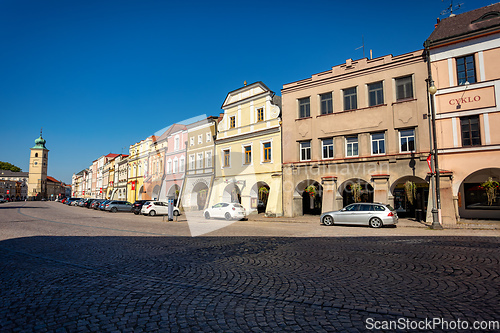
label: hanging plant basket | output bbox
[305,185,317,198]
[480,177,499,206]
[351,183,362,203]
[404,181,417,205]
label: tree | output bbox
[0,161,21,172]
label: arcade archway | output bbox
[191,181,209,210]
[339,179,373,207]
[391,176,428,219]
[295,179,323,215]
[459,168,500,219]
[223,183,241,204]
[250,181,270,214]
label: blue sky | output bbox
[0,0,495,183]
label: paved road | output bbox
[0,202,499,332]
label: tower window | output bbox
[35,153,38,157]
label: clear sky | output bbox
[0,0,496,184]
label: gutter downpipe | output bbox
[425,41,444,229]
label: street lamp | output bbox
[426,43,444,230]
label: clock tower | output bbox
[28,129,49,200]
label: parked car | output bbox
[104,200,133,213]
[0,198,6,203]
[91,199,104,209]
[132,200,149,215]
[204,202,246,220]
[320,203,398,228]
[65,198,81,205]
[83,199,96,208]
[99,200,112,211]
[141,201,180,216]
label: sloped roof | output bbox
[427,3,500,45]
[47,176,61,183]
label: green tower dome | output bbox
[32,130,47,149]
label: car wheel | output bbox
[173,210,180,216]
[134,211,139,215]
[369,217,383,228]
[204,212,210,220]
[225,212,232,221]
[322,215,334,226]
[149,210,156,216]
[111,207,117,213]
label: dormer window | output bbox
[471,11,500,23]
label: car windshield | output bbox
[344,204,358,211]
[385,205,395,211]
[233,204,243,208]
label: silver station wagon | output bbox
[321,203,398,228]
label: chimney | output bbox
[435,17,440,28]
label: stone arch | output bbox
[338,178,373,207]
[138,186,144,200]
[190,181,209,210]
[391,176,429,219]
[250,181,270,214]
[152,185,161,200]
[459,167,500,219]
[167,184,181,206]
[294,179,323,215]
[223,183,241,204]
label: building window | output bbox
[322,138,334,159]
[346,136,358,157]
[175,137,180,150]
[244,146,252,164]
[223,149,230,167]
[167,160,172,174]
[320,93,333,115]
[173,160,178,174]
[300,141,311,161]
[371,133,385,155]
[298,97,310,118]
[343,87,357,111]
[395,76,414,101]
[180,157,185,173]
[368,81,384,107]
[206,151,212,168]
[229,116,236,128]
[263,142,272,162]
[399,129,415,152]
[456,55,476,85]
[197,153,203,169]
[460,115,481,146]
[189,155,195,170]
[257,108,264,122]
[198,134,203,144]
[206,132,211,142]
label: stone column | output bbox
[439,171,457,225]
[371,174,390,205]
[321,176,337,213]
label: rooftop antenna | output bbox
[355,35,365,58]
[441,0,463,17]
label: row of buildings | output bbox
[72,4,500,223]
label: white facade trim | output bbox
[448,58,455,87]
[439,144,500,154]
[478,50,486,82]
[430,33,500,62]
[483,113,491,145]
[451,117,459,147]
[436,106,499,119]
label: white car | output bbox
[204,202,246,220]
[141,201,180,216]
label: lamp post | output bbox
[425,42,444,230]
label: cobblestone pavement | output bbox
[0,202,499,332]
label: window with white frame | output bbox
[368,81,384,107]
[322,138,334,159]
[343,87,357,111]
[175,137,180,150]
[179,157,185,172]
[167,160,172,174]
[223,149,230,167]
[300,141,311,161]
[346,136,358,157]
[371,133,385,155]
[206,132,211,142]
[257,108,264,122]
[190,137,194,146]
[244,145,252,164]
[262,142,272,163]
[197,153,203,169]
[320,92,333,115]
[198,134,203,144]
[206,151,212,168]
[189,155,195,170]
[173,159,178,173]
[399,129,415,152]
[298,97,310,118]
[395,76,414,101]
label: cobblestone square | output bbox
[0,202,499,332]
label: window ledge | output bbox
[392,98,416,105]
[296,117,312,121]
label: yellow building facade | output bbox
[210,82,283,216]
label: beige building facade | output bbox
[282,51,432,219]
[28,132,49,200]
